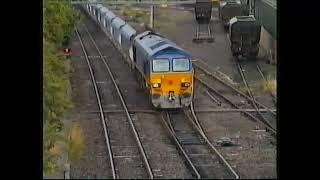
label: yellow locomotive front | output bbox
[132,31,194,109]
[148,57,194,109]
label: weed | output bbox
[68,123,85,161]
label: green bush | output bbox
[43,0,79,176]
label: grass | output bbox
[212,0,220,8]
[259,77,277,96]
[236,77,277,97]
[120,6,176,30]
[68,123,85,161]
[121,6,148,21]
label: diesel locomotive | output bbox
[84,2,194,109]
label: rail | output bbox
[159,112,201,178]
[194,75,277,134]
[235,59,276,133]
[75,28,116,178]
[82,23,154,178]
[187,103,239,178]
[192,60,277,116]
[163,108,239,178]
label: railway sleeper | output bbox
[181,141,206,146]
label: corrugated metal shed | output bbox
[254,0,277,39]
[262,0,276,8]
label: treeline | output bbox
[43,0,80,175]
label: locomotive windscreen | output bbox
[172,58,190,72]
[152,59,170,72]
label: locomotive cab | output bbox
[150,50,194,108]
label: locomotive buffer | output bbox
[193,0,214,43]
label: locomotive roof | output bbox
[134,31,190,58]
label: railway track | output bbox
[192,59,276,115]
[159,108,239,179]
[75,14,200,178]
[75,7,276,178]
[79,14,238,178]
[235,59,276,109]
[75,26,154,178]
[193,23,214,43]
[191,59,277,134]
[235,59,276,132]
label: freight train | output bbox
[217,1,260,59]
[219,0,249,27]
[194,0,213,24]
[84,1,194,109]
[229,15,261,58]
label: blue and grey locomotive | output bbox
[83,3,194,109]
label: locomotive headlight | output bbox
[152,83,161,88]
[181,82,191,87]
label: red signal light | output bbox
[63,48,72,59]
[64,48,70,53]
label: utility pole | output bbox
[150,0,154,29]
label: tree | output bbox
[43,0,79,176]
